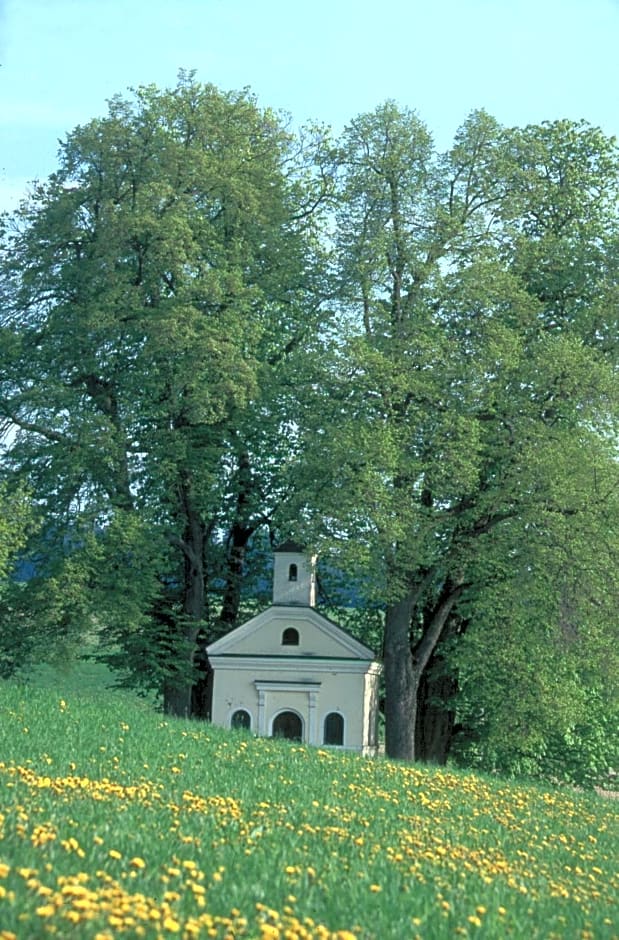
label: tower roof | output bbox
[273,540,306,553]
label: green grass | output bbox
[0,680,616,939]
[26,657,119,693]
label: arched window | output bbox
[230,709,251,731]
[282,627,299,646]
[288,563,298,582]
[323,712,344,746]
[272,710,303,742]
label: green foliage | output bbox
[0,81,617,779]
[0,484,34,584]
[452,607,619,788]
[296,105,619,764]
[0,73,331,708]
[0,485,42,677]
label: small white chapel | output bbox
[206,543,381,754]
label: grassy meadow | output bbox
[0,681,616,940]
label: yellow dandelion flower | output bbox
[108,850,122,860]
[162,916,181,932]
[130,857,146,869]
[369,884,382,893]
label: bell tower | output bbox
[272,542,317,607]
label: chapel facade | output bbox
[206,543,381,754]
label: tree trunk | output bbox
[383,577,465,762]
[415,614,467,763]
[384,592,418,760]
[219,519,256,628]
[415,657,458,763]
[163,487,205,717]
[218,452,259,627]
[80,374,134,512]
[163,681,194,718]
[409,579,464,758]
[191,656,213,719]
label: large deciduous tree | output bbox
[302,104,618,766]
[0,73,330,712]
[1,81,616,787]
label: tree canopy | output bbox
[1,78,617,786]
[0,73,331,712]
[294,104,619,776]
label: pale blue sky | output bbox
[1,0,618,212]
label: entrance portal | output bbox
[272,710,303,742]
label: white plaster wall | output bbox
[272,551,316,606]
[227,614,352,658]
[210,664,371,751]
[211,667,259,728]
[313,673,364,748]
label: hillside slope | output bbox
[0,683,616,939]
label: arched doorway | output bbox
[272,710,303,742]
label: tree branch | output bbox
[413,578,466,676]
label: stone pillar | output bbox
[308,689,318,745]
[257,688,267,735]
